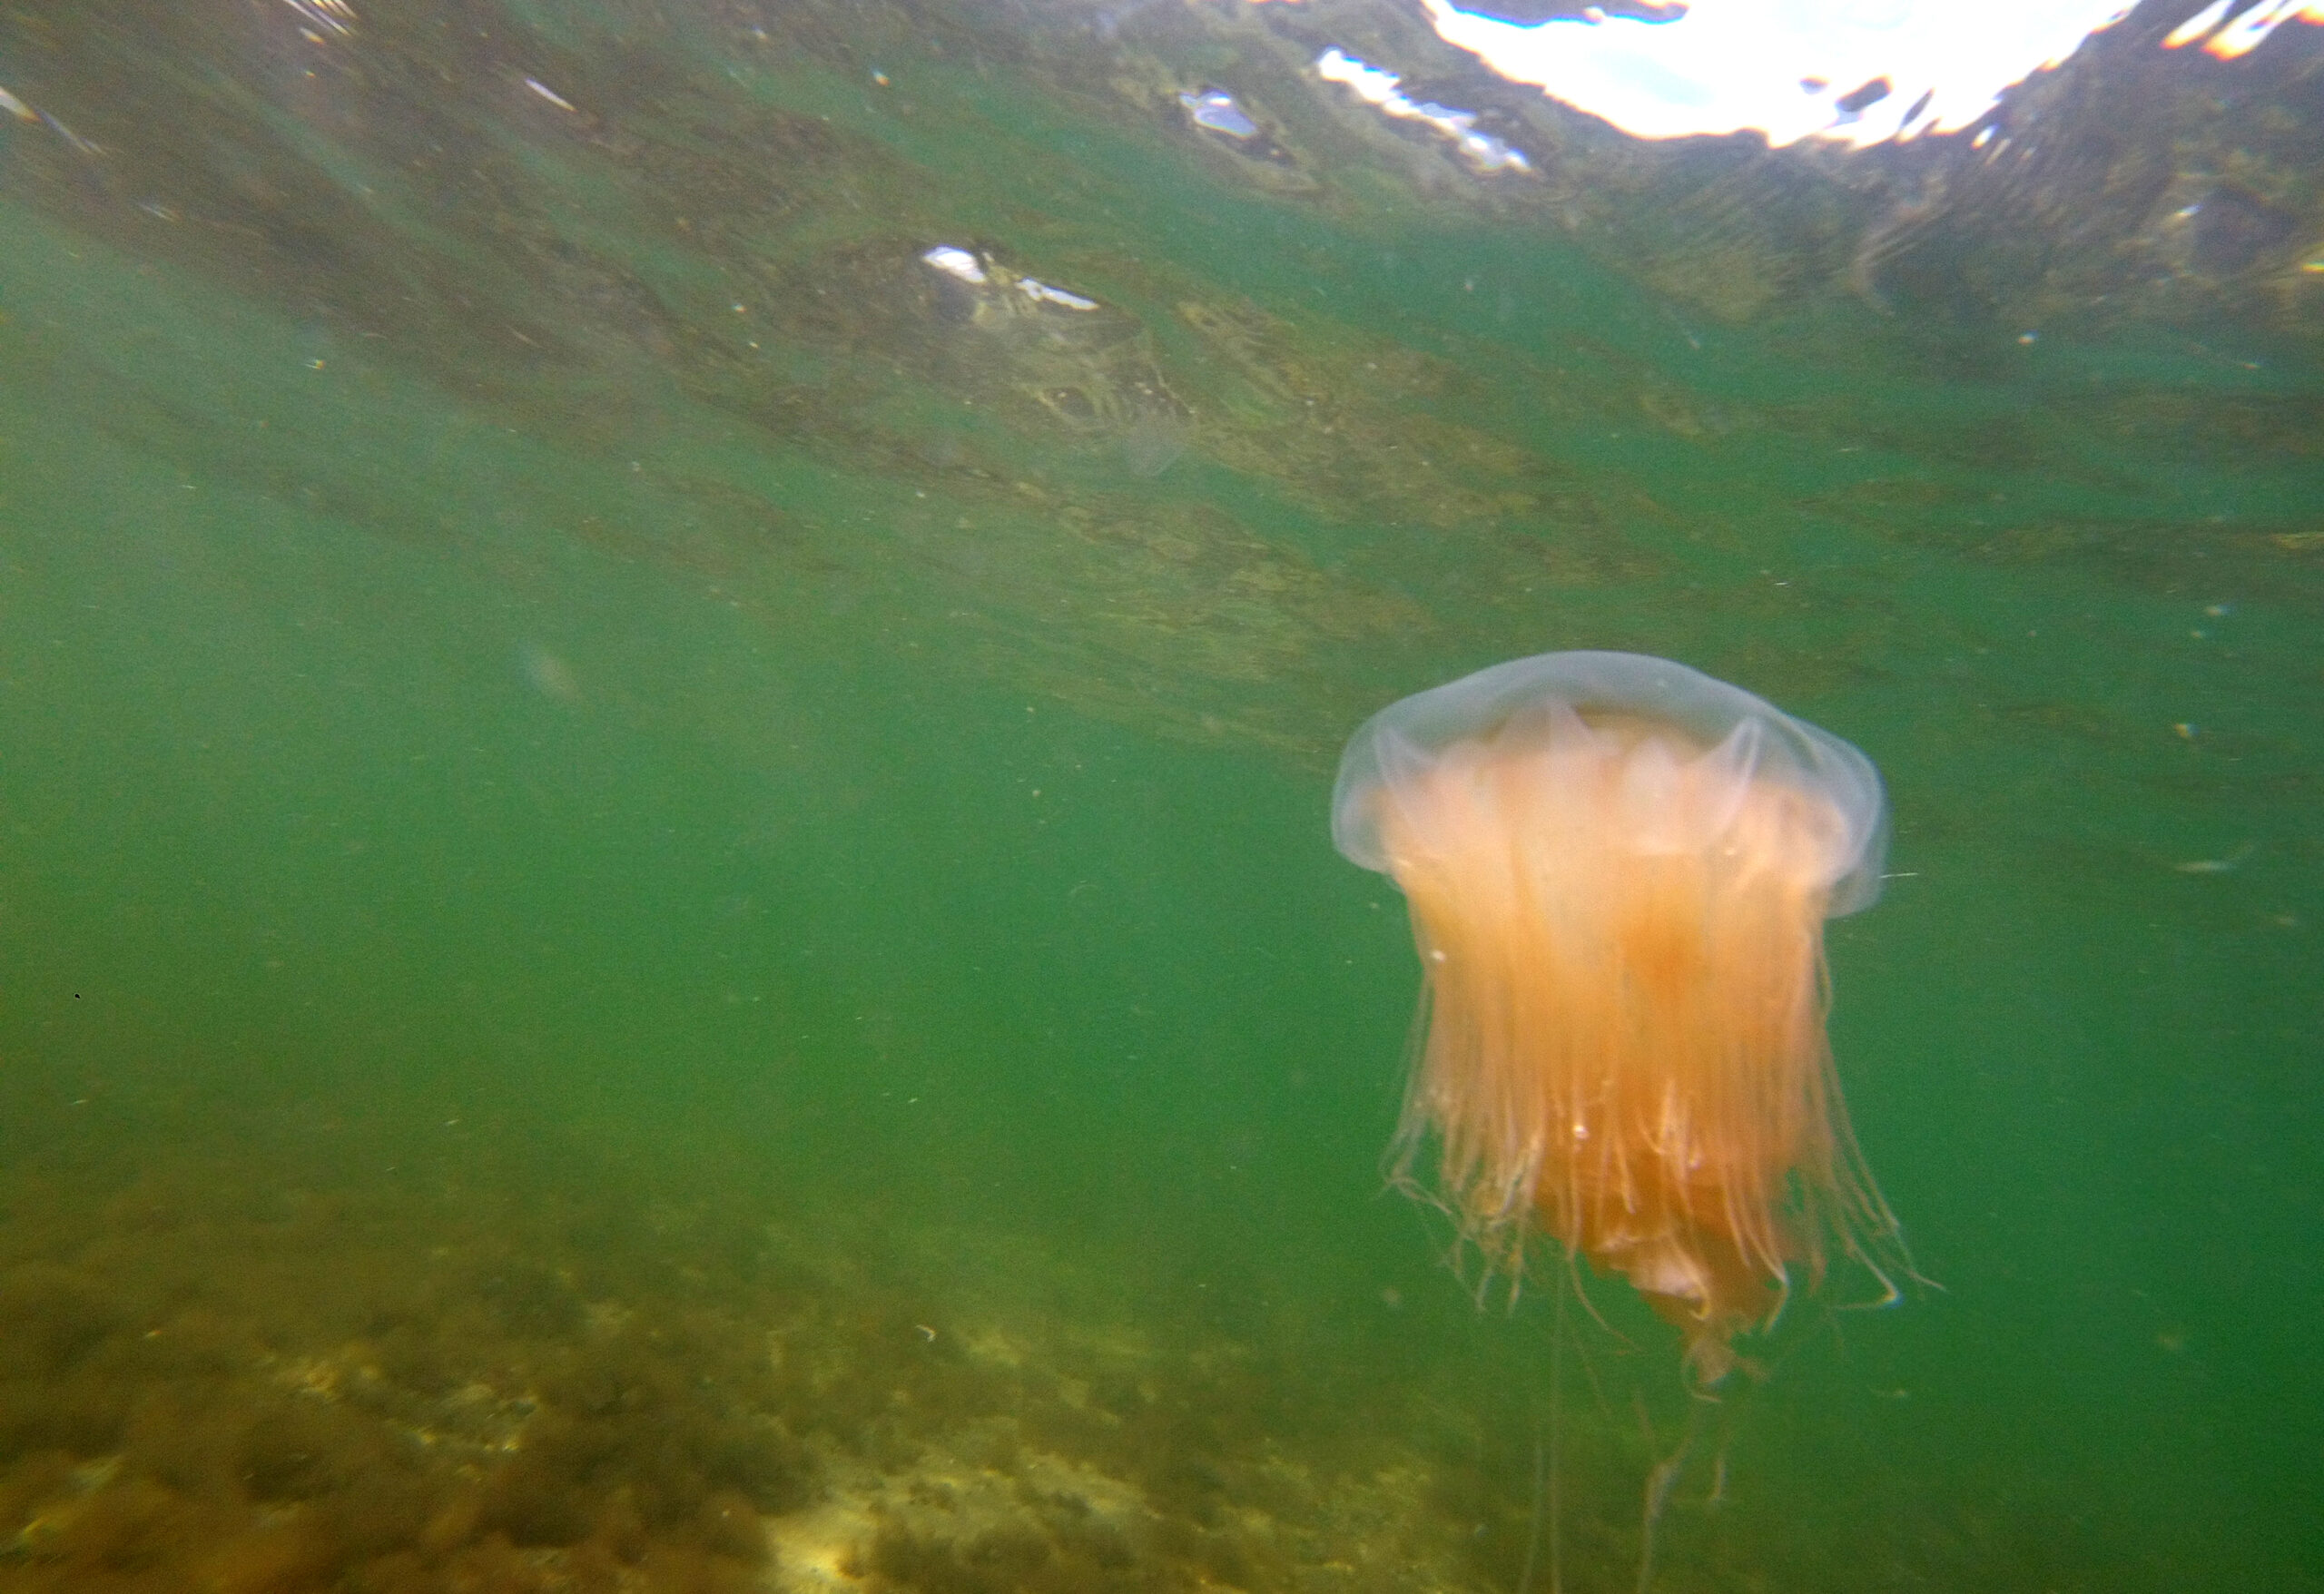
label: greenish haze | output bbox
[0,2,2316,1590]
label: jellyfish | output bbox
[1333,651,1903,1383]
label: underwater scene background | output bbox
[0,0,2318,1589]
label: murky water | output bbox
[0,1,2318,1589]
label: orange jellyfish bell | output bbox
[1334,652,1903,1382]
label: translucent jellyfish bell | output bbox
[1333,651,1901,1382]
[1334,650,1887,911]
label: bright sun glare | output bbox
[1394,0,2324,149]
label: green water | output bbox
[0,1,2317,1589]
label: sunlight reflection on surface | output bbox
[1408,0,2211,146]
